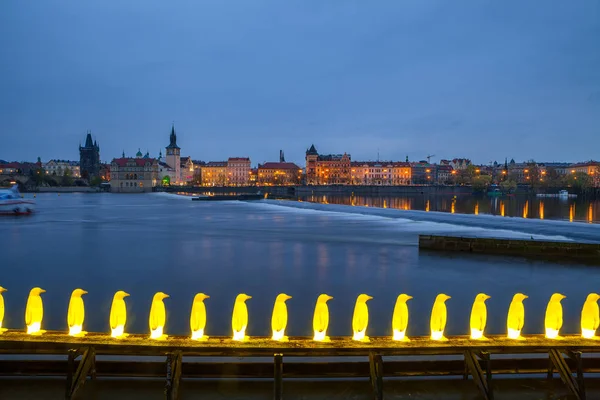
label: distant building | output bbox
[43,160,80,177]
[79,131,100,180]
[436,165,454,184]
[305,144,351,185]
[180,156,194,184]
[350,161,411,185]
[165,125,181,184]
[571,161,600,187]
[449,158,471,171]
[109,157,158,193]
[411,162,435,184]
[227,157,251,186]
[201,161,228,186]
[257,162,302,185]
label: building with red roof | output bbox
[109,156,158,193]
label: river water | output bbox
[1,193,599,339]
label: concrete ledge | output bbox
[419,235,600,264]
[36,187,100,193]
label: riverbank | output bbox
[34,186,101,193]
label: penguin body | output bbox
[25,287,46,335]
[507,293,528,340]
[581,293,600,339]
[352,294,373,342]
[392,294,412,341]
[430,294,451,341]
[232,293,251,341]
[67,288,88,336]
[149,292,169,340]
[271,293,292,341]
[110,291,130,338]
[190,293,210,340]
[313,294,333,342]
[470,293,491,340]
[545,293,566,339]
[0,286,6,333]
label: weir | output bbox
[1,331,599,400]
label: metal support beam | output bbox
[165,351,183,400]
[274,353,283,400]
[65,347,95,400]
[368,353,383,400]
[548,349,585,400]
[464,350,493,400]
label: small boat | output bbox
[0,185,35,215]
[558,189,569,197]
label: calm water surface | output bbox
[1,193,599,339]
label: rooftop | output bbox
[259,162,301,170]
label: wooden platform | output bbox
[1,331,599,400]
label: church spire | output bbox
[166,123,180,149]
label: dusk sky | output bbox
[1,1,599,165]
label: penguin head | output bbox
[115,291,130,299]
[72,288,88,297]
[357,294,373,303]
[586,293,600,302]
[550,293,566,302]
[153,292,169,301]
[30,287,46,295]
[475,293,491,302]
[397,294,413,302]
[194,293,210,302]
[236,293,252,302]
[276,293,292,302]
[435,293,451,302]
[513,293,528,302]
[317,294,333,303]
[0,286,7,293]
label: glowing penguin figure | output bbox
[313,294,333,342]
[271,293,292,341]
[581,293,600,339]
[190,293,210,341]
[507,293,528,340]
[352,294,373,342]
[392,294,412,341]
[430,294,451,341]
[67,288,88,336]
[232,293,252,341]
[0,286,6,333]
[545,293,566,339]
[25,287,46,335]
[110,291,130,338]
[149,292,169,340]
[470,293,491,340]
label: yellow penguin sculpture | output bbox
[232,293,252,341]
[25,287,46,335]
[313,294,333,342]
[190,293,210,341]
[507,293,528,340]
[271,293,292,341]
[430,294,451,341]
[581,293,600,339]
[110,291,130,338]
[545,293,566,339]
[67,288,88,336]
[470,293,491,340]
[149,292,169,340]
[392,294,412,341]
[352,294,373,342]
[0,286,6,333]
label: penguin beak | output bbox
[124,292,130,297]
[561,295,567,299]
[285,295,292,300]
[523,295,529,299]
[0,288,6,293]
[484,295,491,300]
[82,290,88,295]
[204,295,210,299]
[406,295,413,300]
[327,295,333,300]
[246,295,252,299]
[367,295,373,300]
[40,289,46,293]
[163,294,170,299]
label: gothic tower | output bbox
[79,131,100,180]
[305,144,319,184]
[165,124,181,183]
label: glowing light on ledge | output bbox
[271,293,291,341]
[232,293,251,341]
[25,287,46,335]
[0,286,7,333]
[430,294,450,341]
[352,294,372,342]
[470,293,490,340]
[67,288,88,337]
[190,293,210,341]
[392,294,412,341]
[581,293,599,339]
[545,293,566,340]
[507,293,528,340]
[110,291,130,338]
[313,294,333,342]
[149,292,169,340]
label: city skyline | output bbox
[2,1,599,164]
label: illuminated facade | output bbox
[305,145,351,185]
[201,162,228,186]
[350,162,411,185]
[109,157,158,193]
[258,162,302,185]
[227,157,251,186]
[180,157,195,184]
[571,161,600,187]
[43,160,81,178]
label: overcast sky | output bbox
[1,0,598,165]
